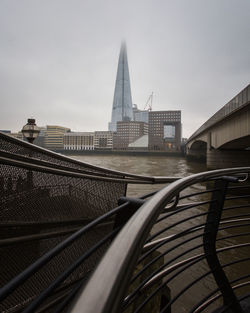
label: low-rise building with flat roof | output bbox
[64,132,94,150]
[45,125,71,150]
[94,131,113,150]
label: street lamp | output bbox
[21,118,40,144]
[21,118,40,188]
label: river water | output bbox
[69,154,249,312]
[70,154,206,178]
[70,154,207,196]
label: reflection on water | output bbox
[69,154,249,312]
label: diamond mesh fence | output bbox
[0,133,128,312]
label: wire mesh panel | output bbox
[0,131,132,176]
[0,133,128,312]
[0,132,178,312]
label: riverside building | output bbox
[113,121,148,150]
[94,131,113,150]
[44,126,71,150]
[64,132,94,150]
[148,110,181,151]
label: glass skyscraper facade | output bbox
[109,42,134,132]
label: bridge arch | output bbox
[189,140,207,151]
[219,135,250,150]
[186,84,250,168]
[187,139,207,161]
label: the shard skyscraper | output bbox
[109,42,134,132]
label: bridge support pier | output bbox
[186,150,206,162]
[207,149,250,169]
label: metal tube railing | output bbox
[0,132,180,183]
[70,167,250,313]
[0,201,129,302]
[1,131,250,313]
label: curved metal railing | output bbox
[71,167,250,313]
[0,131,177,183]
[0,132,177,313]
[1,132,250,313]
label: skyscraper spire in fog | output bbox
[109,42,134,132]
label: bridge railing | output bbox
[72,167,250,313]
[0,132,176,313]
[188,84,250,142]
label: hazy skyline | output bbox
[0,0,249,137]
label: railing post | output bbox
[114,197,145,229]
[203,177,243,313]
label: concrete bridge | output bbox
[186,84,250,169]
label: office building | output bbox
[133,104,149,124]
[94,131,113,150]
[148,110,181,151]
[45,125,70,150]
[64,132,94,150]
[113,121,148,150]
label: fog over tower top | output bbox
[109,42,134,132]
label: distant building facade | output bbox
[113,121,148,150]
[148,110,181,151]
[64,132,94,150]
[45,125,70,150]
[9,131,24,141]
[34,127,46,148]
[94,131,113,150]
[133,104,149,124]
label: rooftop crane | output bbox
[144,92,153,111]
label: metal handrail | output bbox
[0,132,182,313]
[0,154,179,184]
[2,132,250,312]
[70,167,250,313]
[0,131,179,183]
[0,201,129,303]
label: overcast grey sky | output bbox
[0,0,249,137]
